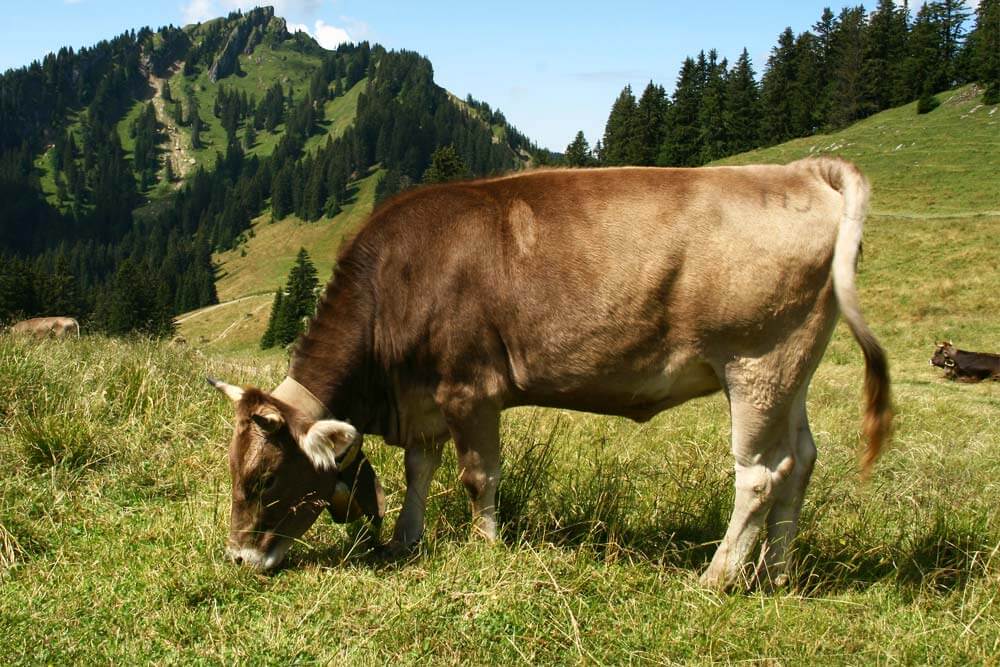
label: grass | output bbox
[716,84,1000,216]
[3,88,999,663]
[209,167,383,303]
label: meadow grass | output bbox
[4,87,999,664]
[207,167,383,303]
[2,205,999,662]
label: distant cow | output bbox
[931,341,1000,382]
[10,317,80,338]
[209,157,891,592]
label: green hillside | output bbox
[3,90,999,659]
[715,85,999,216]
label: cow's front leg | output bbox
[387,440,443,554]
[442,400,501,541]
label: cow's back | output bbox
[366,163,846,414]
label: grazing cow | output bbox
[931,341,1000,382]
[10,316,80,338]
[210,157,892,591]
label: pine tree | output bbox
[789,32,824,136]
[260,288,283,349]
[263,248,320,348]
[723,49,761,156]
[761,28,798,144]
[634,82,668,166]
[660,57,703,166]
[271,165,293,219]
[967,0,999,102]
[564,131,593,167]
[423,145,469,183]
[825,6,867,129]
[697,51,729,164]
[861,0,911,113]
[191,109,202,149]
[601,85,638,165]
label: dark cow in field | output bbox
[10,316,80,338]
[931,341,1000,382]
[209,157,892,591]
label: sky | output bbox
[0,1,982,150]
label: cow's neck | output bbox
[279,260,392,436]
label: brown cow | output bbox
[210,157,891,591]
[11,316,80,338]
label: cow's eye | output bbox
[258,474,276,494]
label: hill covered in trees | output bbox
[570,0,998,167]
[0,6,545,334]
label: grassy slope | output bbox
[715,85,999,215]
[3,90,999,663]
[177,168,383,349]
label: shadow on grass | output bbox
[280,430,996,595]
[794,515,993,596]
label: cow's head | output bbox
[209,379,384,570]
[931,341,957,369]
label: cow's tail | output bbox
[816,158,893,478]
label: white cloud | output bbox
[313,20,351,48]
[181,0,217,24]
[338,15,371,40]
[288,19,352,49]
[221,0,323,14]
[180,0,358,48]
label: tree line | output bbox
[1,17,541,335]
[568,0,998,167]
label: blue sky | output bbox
[0,1,976,150]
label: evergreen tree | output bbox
[723,49,761,155]
[861,0,911,113]
[660,57,703,166]
[191,108,202,149]
[968,0,999,102]
[423,145,469,183]
[697,51,729,164]
[564,131,593,167]
[789,32,825,135]
[761,28,798,143]
[260,288,283,349]
[601,85,638,165]
[271,164,293,219]
[824,6,867,129]
[260,248,319,349]
[634,82,669,166]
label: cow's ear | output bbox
[207,377,244,403]
[299,419,358,471]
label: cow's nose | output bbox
[233,554,244,565]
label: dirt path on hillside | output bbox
[147,62,193,185]
[174,294,266,324]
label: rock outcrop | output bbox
[208,6,280,82]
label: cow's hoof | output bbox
[374,539,418,562]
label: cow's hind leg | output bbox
[754,392,816,591]
[700,390,797,592]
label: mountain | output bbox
[0,6,546,334]
[176,81,999,354]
